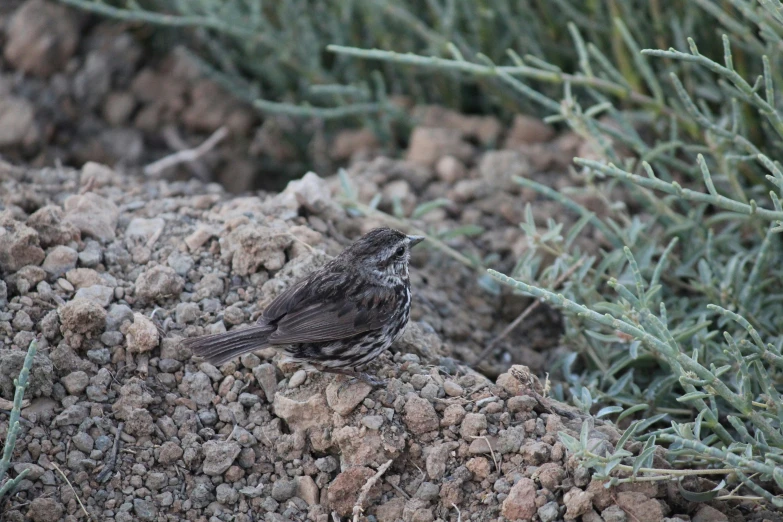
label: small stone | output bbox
[415,482,440,501]
[4,0,78,77]
[501,477,536,520]
[222,224,292,275]
[327,467,381,517]
[615,492,664,522]
[326,380,372,416]
[0,213,45,272]
[441,404,466,426]
[146,472,167,491]
[252,363,278,402]
[158,441,183,465]
[54,404,89,426]
[26,205,80,248]
[238,392,260,407]
[692,505,728,522]
[125,217,165,246]
[466,457,491,479]
[78,240,102,267]
[295,475,320,506]
[74,284,114,307]
[202,440,241,476]
[602,505,628,522]
[167,251,194,276]
[126,312,160,353]
[184,371,214,407]
[271,479,297,501]
[62,371,89,395]
[563,487,593,520]
[504,114,555,146]
[443,380,463,397]
[403,396,439,434]
[460,413,487,439]
[216,483,239,505]
[133,498,156,521]
[538,501,560,522]
[41,246,78,277]
[63,190,120,243]
[71,432,94,453]
[315,456,339,473]
[27,497,65,522]
[361,415,384,430]
[288,369,307,388]
[135,265,184,302]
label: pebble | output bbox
[361,415,384,430]
[443,380,463,396]
[288,369,307,388]
[42,245,78,277]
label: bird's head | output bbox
[342,227,425,282]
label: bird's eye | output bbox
[395,246,406,257]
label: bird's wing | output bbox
[266,284,398,345]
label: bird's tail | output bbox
[181,324,275,367]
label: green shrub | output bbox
[0,339,37,497]
[333,0,783,507]
[61,1,722,124]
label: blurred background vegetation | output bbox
[62,0,783,505]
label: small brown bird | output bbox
[182,227,424,384]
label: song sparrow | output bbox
[182,227,424,384]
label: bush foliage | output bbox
[65,0,783,506]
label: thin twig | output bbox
[144,126,228,176]
[352,459,393,522]
[96,422,124,483]
[50,461,91,520]
[473,436,499,473]
[452,503,462,522]
[475,257,587,364]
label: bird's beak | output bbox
[407,235,425,247]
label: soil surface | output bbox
[1,1,780,522]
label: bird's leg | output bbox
[320,367,388,387]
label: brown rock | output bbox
[615,492,664,522]
[26,205,80,247]
[403,395,439,434]
[460,413,487,440]
[295,475,320,506]
[222,224,292,275]
[4,0,79,77]
[496,364,544,396]
[58,298,106,336]
[273,392,332,433]
[563,487,594,520]
[465,457,491,479]
[0,96,36,147]
[327,466,382,517]
[535,462,566,491]
[375,497,405,522]
[326,380,372,416]
[504,114,555,147]
[0,212,45,272]
[406,127,474,168]
[27,497,65,522]
[502,477,537,520]
[63,192,120,243]
[692,505,728,522]
[134,265,184,302]
[125,313,160,353]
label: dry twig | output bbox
[50,461,91,520]
[96,422,124,483]
[352,459,393,522]
[144,126,228,176]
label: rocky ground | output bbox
[0,154,773,522]
[1,1,781,521]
